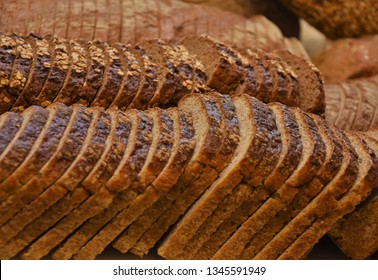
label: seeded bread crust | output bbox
[11,35,51,112]
[109,44,141,110]
[127,45,158,110]
[0,106,49,199]
[277,133,378,260]
[73,108,195,260]
[0,34,29,113]
[194,102,302,259]
[0,34,19,113]
[212,105,326,260]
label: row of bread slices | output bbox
[0,33,325,115]
[0,92,376,259]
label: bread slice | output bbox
[135,39,183,108]
[0,33,20,114]
[328,136,378,259]
[239,113,343,259]
[174,95,284,259]
[0,108,132,260]
[0,103,73,226]
[115,93,238,256]
[194,102,303,260]
[11,35,51,112]
[0,105,96,249]
[212,106,327,260]
[277,132,378,260]
[0,105,49,201]
[178,34,244,94]
[19,108,113,260]
[52,39,88,106]
[0,112,23,155]
[0,34,32,113]
[274,50,325,115]
[126,45,158,110]
[32,36,70,108]
[51,107,174,259]
[158,95,276,259]
[109,44,142,111]
[253,127,360,259]
[72,108,195,260]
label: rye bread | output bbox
[0,106,96,249]
[73,108,195,259]
[194,102,303,260]
[275,50,325,115]
[239,113,344,259]
[328,136,378,259]
[277,132,378,260]
[179,34,244,94]
[253,127,360,259]
[158,95,275,259]
[0,103,73,226]
[117,93,238,256]
[212,106,327,260]
[11,35,51,112]
[0,106,49,201]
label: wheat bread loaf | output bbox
[0,112,23,155]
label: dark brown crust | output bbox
[109,44,141,110]
[11,35,51,112]
[278,132,378,260]
[74,108,195,260]
[0,112,23,155]
[90,43,123,109]
[53,40,88,106]
[14,107,113,260]
[0,106,49,198]
[114,107,197,255]
[194,102,302,259]
[128,45,158,109]
[0,34,26,114]
[0,104,73,228]
[253,127,360,260]
[48,109,134,260]
[32,36,70,107]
